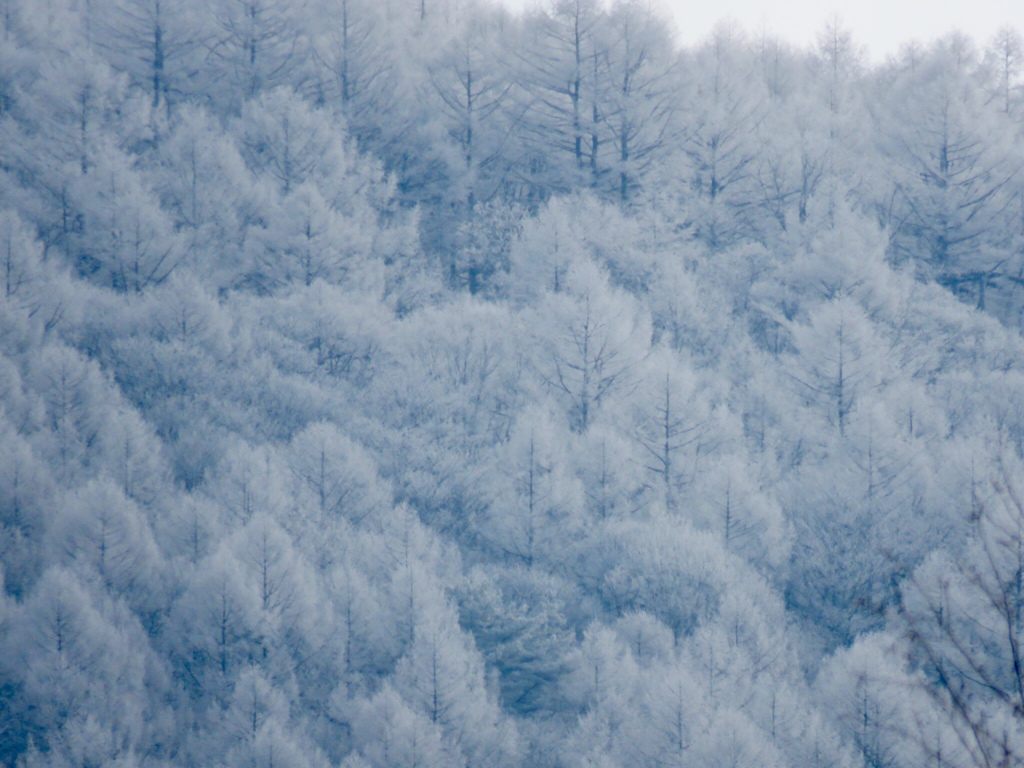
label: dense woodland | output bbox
[2,0,1024,765]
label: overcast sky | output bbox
[660,0,1022,61]
[502,0,1023,63]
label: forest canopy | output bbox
[1,1,1024,766]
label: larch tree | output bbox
[3,568,162,766]
[0,418,53,597]
[0,212,42,313]
[235,87,344,197]
[517,0,608,195]
[286,421,389,527]
[395,602,517,768]
[170,548,262,701]
[630,349,710,513]
[530,261,649,433]
[893,467,1024,768]
[306,0,391,117]
[877,36,1022,308]
[31,345,109,485]
[602,0,679,203]
[982,25,1024,117]
[786,295,887,437]
[636,661,701,766]
[483,406,584,568]
[45,479,163,615]
[92,0,201,114]
[675,23,770,249]
[349,685,455,768]
[572,423,646,520]
[203,0,308,109]
[67,142,182,293]
[428,8,514,210]
[153,105,258,284]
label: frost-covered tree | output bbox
[676,23,769,248]
[892,467,1024,767]
[877,36,1022,305]
[530,261,649,433]
[602,0,679,203]
[92,0,201,112]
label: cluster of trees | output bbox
[1,0,1024,765]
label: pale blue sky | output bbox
[662,0,1022,61]
[502,0,1023,62]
